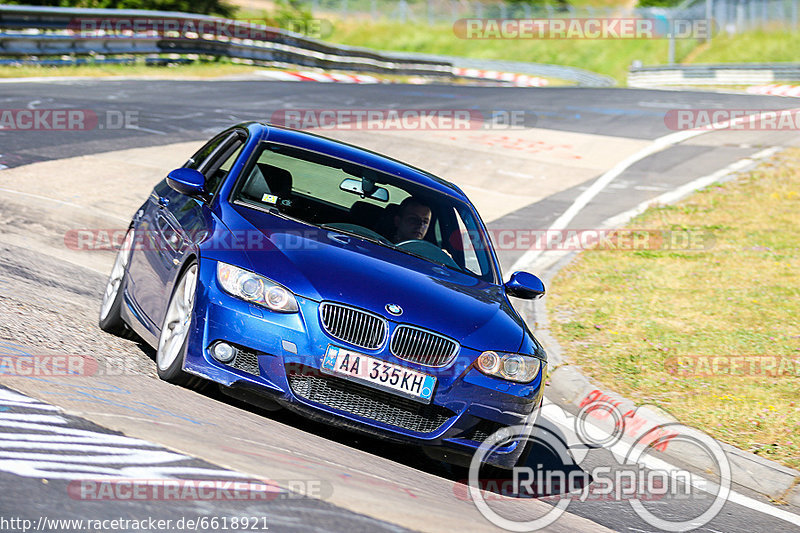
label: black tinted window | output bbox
[185,135,226,172]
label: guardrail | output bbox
[628,63,800,87]
[0,5,452,77]
[0,5,615,86]
[422,55,615,87]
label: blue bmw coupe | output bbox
[99,122,547,469]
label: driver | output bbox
[392,197,431,243]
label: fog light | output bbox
[211,342,236,363]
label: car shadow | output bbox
[135,336,589,500]
[173,378,592,500]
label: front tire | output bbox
[156,261,205,390]
[99,228,136,339]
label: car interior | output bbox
[233,151,487,277]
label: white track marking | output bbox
[523,148,778,276]
[0,413,66,424]
[0,390,260,481]
[0,400,60,410]
[0,441,184,452]
[124,125,166,135]
[0,433,158,445]
[509,107,800,275]
[0,388,41,403]
[542,401,800,527]
[0,449,188,464]
[497,169,544,179]
[602,147,780,229]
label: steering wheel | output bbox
[322,223,393,245]
[394,239,461,269]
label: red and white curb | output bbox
[747,84,800,97]
[255,68,549,87]
[452,67,548,87]
[255,70,381,83]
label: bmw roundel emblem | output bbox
[386,303,403,316]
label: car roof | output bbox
[253,122,469,201]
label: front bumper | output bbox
[183,258,546,468]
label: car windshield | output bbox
[231,141,498,283]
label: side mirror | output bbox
[167,168,206,197]
[504,271,545,300]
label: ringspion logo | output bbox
[466,403,730,531]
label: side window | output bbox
[204,140,244,196]
[185,134,227,172]
[219,143,243,173]
[184,131,245,198]
[454,213,482,275]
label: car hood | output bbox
[217,205,524,352]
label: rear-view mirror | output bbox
[340,178,389,202]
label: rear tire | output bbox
[155,261,205,390]
[99,229,137,340]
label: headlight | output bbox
[476,351,541,383]
[216,262,298,313]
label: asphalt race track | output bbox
[1,77,799,532]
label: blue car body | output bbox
[110,122,547,468]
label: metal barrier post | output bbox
[668,15,676,64]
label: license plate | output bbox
[320,345,437,404]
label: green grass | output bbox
[324,20,800,83]
[1,14,796,85]
[547,149,800,470]
[690,29,800,63]
[326,20,685,82]
[0,61,263,79]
